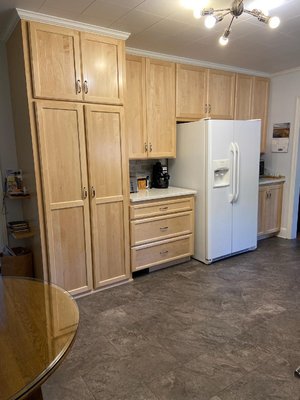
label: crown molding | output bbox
[1,8,130,42]
[271,66,300,78]
[126,47,271,77]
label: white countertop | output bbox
[130,186,197,203]
[259,177,285,185]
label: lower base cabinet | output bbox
[258,182,283,239]
[130,196,194,271]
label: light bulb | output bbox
[193,8,202,19]
[268,16,280,28]
[219,36,229,46]
[205,15,216,28]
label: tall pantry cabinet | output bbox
[6,20,130,295]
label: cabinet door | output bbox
[29,22,82,101]
[35,101,93,295]
[251,77,269,153]
[207,69,235,119]
[125,55,147,159]
[146,59,176,158]
[80,33,124,105]
[176,64,207,120]
[84,104,130,288]
[234,74,253,119]
[265,185,283,234]
[258,186,267,236]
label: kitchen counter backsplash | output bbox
[129,159,167,192]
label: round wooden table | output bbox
[0,277,79,400]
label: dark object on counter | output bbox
[259,159,265,176]
[152,162,170,189]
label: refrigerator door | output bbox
[206,120,234,261]
[231,120,260,253]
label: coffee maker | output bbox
[152,162,170,189]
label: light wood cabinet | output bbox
[235,74,270,153]
[6,20,130,295]
[175,65,235,120]
[207,69,236,119]
[258,183,283,239]
[84,104,129,288]
[35,102,130,294]
[176,64,207,120]
[35,101,93,295]
[251,77,269,153]
[126,55,176,159]
[130,196,194,271]
[29,22,124,104]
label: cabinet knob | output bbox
[159,206,168,211]
[91,186,96,198]
[205,104,207,113]
[76,79,82,94]
[149,143,153,152]
[144,142,148,152]
[209,104,211,113]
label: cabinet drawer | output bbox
[130,196,194,219]
[131,211,193,246]
[131,235,193,271]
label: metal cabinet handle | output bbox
[83,80,88,94]
[209,104,211,113]
[159,207,168,211]
[160,226,168,231]
[205,103,207,113]
[160,250,169,255]
[76,79,82,94]
[149,143,153,152]
[91,186,96,198]
[82,187,88,199]
[144,142,148,152]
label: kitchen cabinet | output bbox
[176,64,207,120]
[35,102,130,294]
[251,77,269,153]
[126,55,176,159]
[207,69,236,119]
[235,74,270,153]
[29,22,124,104]
[175,64,235,120]
[258,182,283,238]
[130,196,194,271]
[6,20,130,294]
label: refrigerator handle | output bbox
[229,142,236,203]
[234,142,240,203]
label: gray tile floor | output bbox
[43,237,300,400]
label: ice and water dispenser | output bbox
[212,159,230,188]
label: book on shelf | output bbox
[5,169,29,196]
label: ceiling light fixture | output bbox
[186,0,281,45]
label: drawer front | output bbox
[130,196,194,219]
[131,211,193,246]
[131,235,193,271]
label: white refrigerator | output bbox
[169,119,261,264]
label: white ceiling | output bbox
[0,0,300,73]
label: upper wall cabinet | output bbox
[207,69,236,119]
[126,55,176,159]
[28,22,124,104]
[176,64,207,120]
[251,77,269,153]
[235,74,269,153]
[175,65,235,120]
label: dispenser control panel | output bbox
[212,159,230,188]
